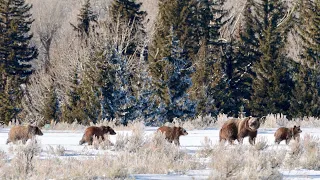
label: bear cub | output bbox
[274,125,302,145]
[157,126,188,146]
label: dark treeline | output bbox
[0,0,319,125]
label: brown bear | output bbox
[274,125,302,145]
[6,125,43,144]
[157,126,188,146]
[219,116,260,145]
[79,126,116,145]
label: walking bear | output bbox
[157,126,188,146]
[219,116,260,145]
[6,125,43,144]
[79,126,116,145]
[274,125,302,144]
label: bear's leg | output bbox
[285,138,291,145]
[79,138,85,145]
[249,136,256,145]
[88,137,93,145]
[275,139,281,144]
[237,137,244,144]
[228,139,234,145]
[173,139,180,146]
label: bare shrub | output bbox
[299,134,320,169]
[114,133,129,151]
[48,120,85,131]
[285,139,303,169]
[183,115,216,130]
[240,151,283,180]
[3,139,41,179]
[285,134,320,170]
[29,155,129,180]
[261,113,289,128]
[46,145,66,156]
[210,145,245,179]
[0,150,7,170]
[210,145,283,179]
[92,135,113,150]
[125,121,146,152]
[253,136,269,151]
[197,137,215,158]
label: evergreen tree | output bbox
[110,0,147,56]
[296,0,320,65]
[228,0,261,116]
[149,0,186,62]
[153,33,196,123]
[0,0,38,124]
[289,0,320,117]
[42,84,60,125]
[188,0,229,115]
[86,47,138,125]
[290,65,320,117]
[62,68,87,124]
[70,0,97,38]
[249,0,294,117]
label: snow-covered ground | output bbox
[1,126,320,179]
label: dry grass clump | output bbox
[28,155,129,180]
[285,134,320,170]
[0,150,7,170]
[260,113,289,128]
[260,114,320,128]
[197,136,215,158]
[210,144,283,180]
[253,136,269,151]
[46,145,66,156]
[1,139,41,179]
[92,135,114,150]
[182,115,217,130]
[44,118,145,132]
[45,120,85,131]
[114,121,146,152]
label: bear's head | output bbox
[28,125,43,136]
[292,125,302,134]
[248,117,260,131]
[176,127,188,136]
[101,126,116,135]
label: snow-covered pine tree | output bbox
[153,31,196,123]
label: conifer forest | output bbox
[0,0,319,126]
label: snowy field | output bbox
[1,126,320,179]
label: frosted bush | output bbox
[0,150,7,170]
[197,136,215,158]
[210,144,283,179]
[253,136,269,151]
[3,138,41,179]
[47,145,66,156]
[183,115,216,130]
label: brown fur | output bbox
[6,125,43,144]
[274,125,302,145]
[79,126,116,145]
[157,126,188,146]
[219,117,260,145]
